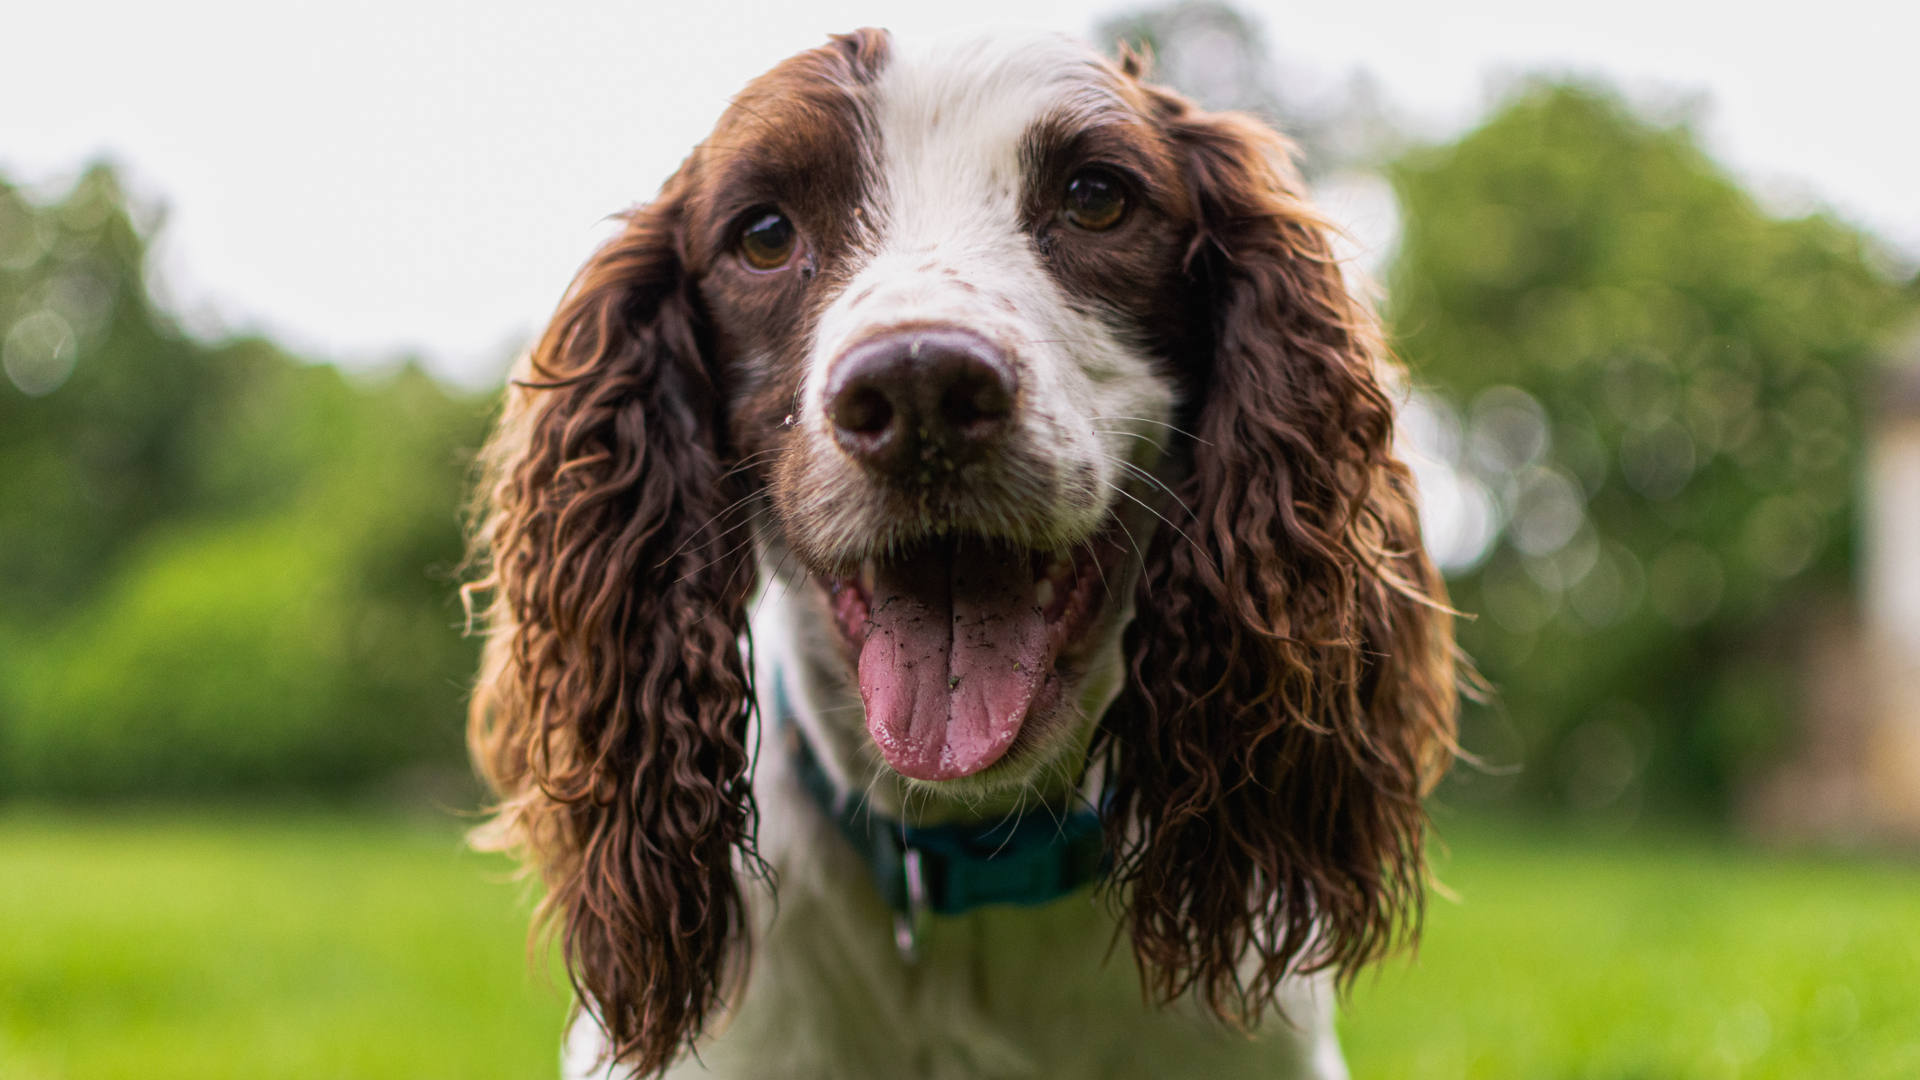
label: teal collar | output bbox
[771,674,1107,955]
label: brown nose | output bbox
[826,328,1016,481]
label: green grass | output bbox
[1339,818,1920,1079]
[0,811,568,1080]
[2,811,1915,1079]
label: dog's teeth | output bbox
[1035,579,1055,607]
[860,560,875,594]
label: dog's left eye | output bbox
[738,210,797,271]
[1062,169,1127,231]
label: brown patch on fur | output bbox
[1092,80,1458,1026]
[684,32,892,469]
[1019,100,1197,363]
[466,29,890,1078]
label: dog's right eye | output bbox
[738,210,797,271]
[1062,169,1127,232]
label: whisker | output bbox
[717,520,775,598]
[1097,504,1152,584]
[1087,454,1179,556]
[985,786,1031,861]
[719,446,788,483]
[1099,475,1202,563]
[754,541,805,621]
[1112,457,1185,507]
[855,761,889,832]
[656,487,768,570]
[1089,415,1210,445]
[732,524,791,616]
[670,514,775,587]
[1078,536,1116,607]
[1097,429,1169,449]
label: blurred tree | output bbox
[1391,83,1920,816]
[1102,2,1920,818]
[0,166,488,799]
[1098,0,1401,176]
[0,166,213,624]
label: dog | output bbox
[466,27,1457,1080]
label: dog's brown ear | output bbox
[467,179,757,1075]
[1098,105,1457,1025]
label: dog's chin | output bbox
[813,519,1134,790]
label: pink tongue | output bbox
[858,543,1047,780]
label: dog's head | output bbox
[469,28,1456,1074]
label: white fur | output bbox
[791,33,1174,556]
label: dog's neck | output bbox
[747,561,1116,827]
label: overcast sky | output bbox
[5,0,1914,384]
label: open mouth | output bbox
[823,528,1125,781]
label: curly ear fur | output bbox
[1097,105,1458,1025]
[466,181,758,1076]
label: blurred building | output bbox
[1863,332,1920,840]
[1753,330,1920,845]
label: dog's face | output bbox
[472,28,1456,1073]
[677,34,1201,785]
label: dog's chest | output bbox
[632,771,1347,1080]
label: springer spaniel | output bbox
[467,28,1457,1080]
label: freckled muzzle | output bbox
[825,326,1017,485]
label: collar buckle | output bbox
[893,847,931,963]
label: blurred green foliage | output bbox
[0,166,489,799]
[1391,84,1920,815]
